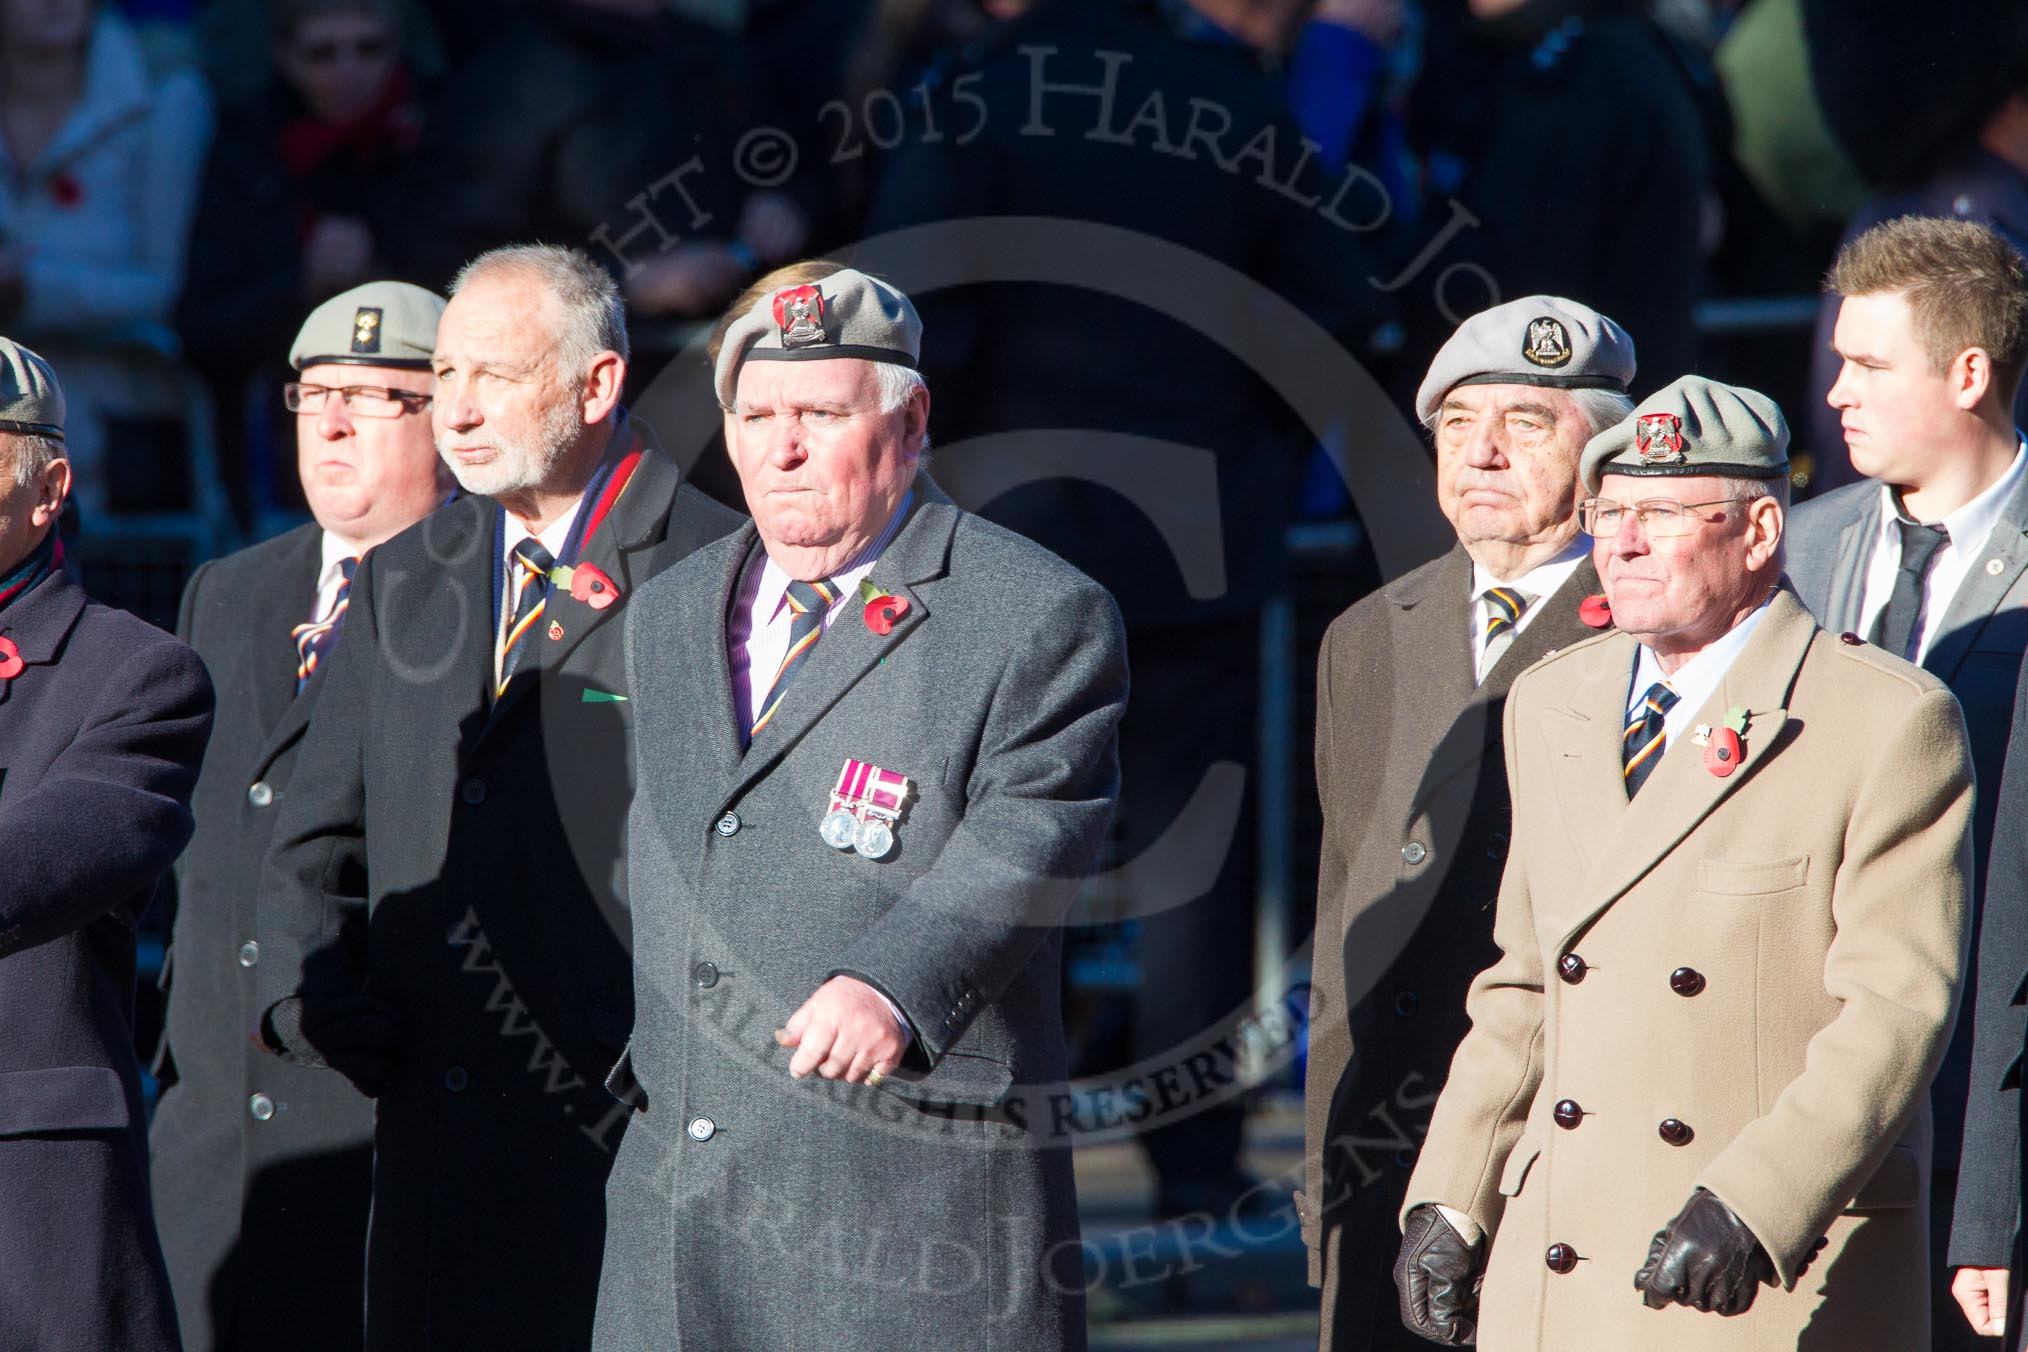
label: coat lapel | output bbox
[722,484,955,803]
[1923,471,2028,683]
[1825,492,1881,635]
[1545,590,1815,947]
[249,526,327,753]
[0,563,85,708]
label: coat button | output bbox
[249,1093,275,1121]
[461,779,486,806]
[1988,557,2006,576]
[1669,967,1706,997]
[1393,990,1419,1017]
[1557,953,1587,984]
[444,1066,468,1093]
[1485,832,1508,861]
[1839,631,1864,645]
[237,941,259,968]
[687,1116,716,1141]
[1553,1099,1584,1130]
[1545,1243,1579,1274]
[693,961,720,989]
[247,781,274,808]
[714,812,741,837]
[1401,841,1428,865]
[1659,1118,1693,1146]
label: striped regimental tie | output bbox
[750,578,839,738]
[496,537,556,699]
[291,556,357,693]
[1478,586,1535,681]
[1622,681,1679,798]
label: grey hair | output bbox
[451,244,630,382]
[1713,473,1791,510]
[10,433,63,489]
[875,362,931,458]
[1570,389,1637,439]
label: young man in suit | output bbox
[1784,214,2028,1349]
[590,269,1128,1351]
[149,280,449,1352]
[0,336,213,1350]
[1301,295,1637,1350]
[1398,377,1973,1349]
[253,245,741,1351]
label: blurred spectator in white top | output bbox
[0,0,210,518]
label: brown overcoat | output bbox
[1405,590,1973,1351]
[1299,545,1604,1348]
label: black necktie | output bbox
[750,578,839,738]
[1622,681,1680,798]
[1872,517,1949,661]
[497,537,555,699]
[291,556,356,693]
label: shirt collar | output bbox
[755,486,916,623]
[1630,595,1773,714]
[1470,535,1590,602]
[316,529,360,591]
[1879,436,2028,551]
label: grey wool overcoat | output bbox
[591,480,1127,1352]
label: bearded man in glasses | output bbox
[149,279,450,1352]
[1395,375,1975,1350]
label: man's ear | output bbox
[1746,494,1784,569]
[581,351,626,425]
[29,458,69,529]
[904,384,931,458]
[1952,346,1995,412]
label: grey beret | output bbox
[291,280,446,371]
[1581,375,1791,494]
[1415,295,1637,422]
[714,268,921,407]
[0,336,65,441]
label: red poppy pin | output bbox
[1701,707,1750,778]
[1579,593,1612,628]
[550,562,620,610]
[0,636,21,680]
[859,579,909,635]
[46,172,81,209]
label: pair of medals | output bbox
[820,759,912,859]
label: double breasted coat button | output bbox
[444,1066,468,1093]
[714,812,741,837]
[247,781,274,808]
[1557,953,1587,984]
[1658,1118,1693,1146]
[249,1093,275,1121]
[1394,991,1419,1017]
[237,941,259,968]
[461,779,487,806]
[1401,841,1428,865]
[1839,631,1864,645]
[693,961,720,989]
[1669,967,1706,997]
[1553,1099,1584,1129]
[687,1116,716,1142]
[1545,1244,1579,1274]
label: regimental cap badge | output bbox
[351,307,383,355]
[1636,412,1687,464]
[772,284,827,349]
[1522,316,1573,368]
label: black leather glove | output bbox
[1396,1203,1485,1345]
[1634,1188,1776,1315]
[258,994,403,1097]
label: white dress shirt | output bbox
[1626,598,1772,752]
[1855,439,2028,663]
[493,497,585,690]
[1469,538,1590,680]
[311,530,360,624]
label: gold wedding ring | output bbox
[865,1068,887,1088]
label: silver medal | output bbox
[853,816,895,859]
[820,808,860,850]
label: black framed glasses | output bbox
[285,383,432,419]
[1579,496,1756,538]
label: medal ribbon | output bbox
[829,760,910,817]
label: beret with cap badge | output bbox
[0,336,65,442]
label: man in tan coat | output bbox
[1396,375,1975,1349]
[1301,295,1637,1349]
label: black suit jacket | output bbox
[150,521,377,1352]
[255,425,741,1351]
[0,561,212,1351]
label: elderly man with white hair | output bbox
[590,268,1129,1351]
[254,243,740,1351]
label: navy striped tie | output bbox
[1622,682,1680,798]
